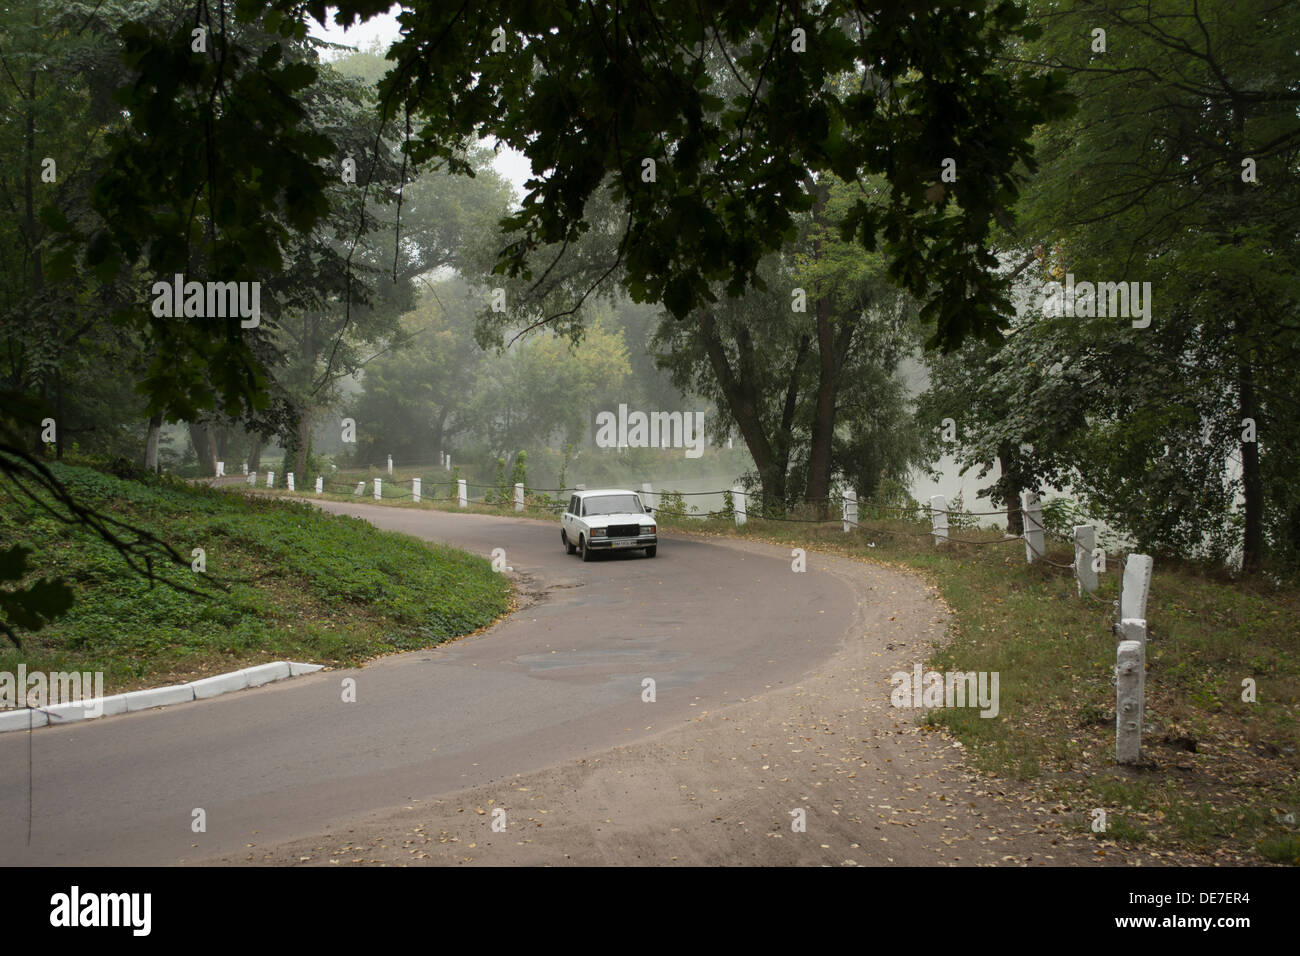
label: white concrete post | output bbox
[387,455,393,476]
[1121,554,1154,623]
[843,489,858,533]
[412,478,421,503]
[445,454,451,471]
[242,462,248,475]
[576,484,585,492]
[287,472,295,492]
[373,478,382,501]
[514,482,524,512]
[315,476,323,495]
[457,479,467,508]
[1116,639,1145,765]
[733,488,746,525]
[1074,524,1098,594]
[216,461,225,477]
[353,481,364,497]
[641,482,655,511]
[247,471,256,486]
[1022,490,1045,563]
[930,495,949,545]
[266,471,275,489]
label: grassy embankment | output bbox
[0,462,511,695]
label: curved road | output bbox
[0,503,860,865]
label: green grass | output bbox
[1,462,511,694]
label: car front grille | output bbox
[606,524,642,537]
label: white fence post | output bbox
[241,462,248,475]
[373,478,382,500]
[576,484,585,492]
[287,472,294,492]
[1116,638,1146,765]
[266,471,275,489]
[842,489,858,533]
[930,494,949,545]
[514,482,524,512]
[412,477,421,503]
[1021,491,1045,563]
[641,482,655,511]
[1074,524,1098,594]
[353,481,364,497]
[445,454,451,471]
[215,461,225,477]
[387,455,393,476]
[247,471,256,486]
[1120,554,1154,623]
[458,479,467,508]
[733,487,746,525]
[315,476,323,495]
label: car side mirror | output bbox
[646,506,654,514]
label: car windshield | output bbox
[584,495,642,516]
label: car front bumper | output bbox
[588,534,657,550]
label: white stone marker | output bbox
[315,476,323,494]
[216,461,225,477]
[387,455,393,476]
[287,472,295,491]
[733,488,747,525]
[266,471,275,489]
[353,481,364,497]
[1116,639,1145,764]
[1120,553,1154,623]
[247,471,256,486]
[514,482,524,512]
[373,478,382,500]
[457,479,468,508]
[930,494,949,545]
[1022,490,1045,563]
[412,477,421,503]
[445,454,451,471]
[242,462,248,475]
[1074,524,1098,594]
[843,489,858,533]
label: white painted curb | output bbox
[0,661,326,733]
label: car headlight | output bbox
[590,527,607,537]
[641,524,656,534]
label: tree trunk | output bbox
[295,408,311,482]
[187,422,217,476]
[248,433,262,472]
[1239,362,1263,571]
[997,442,1024,535]
[804,293,838,516]
[144,413,164,471]
[694,310,787,509]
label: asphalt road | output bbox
[0,503,858,865]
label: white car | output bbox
[561,488,658,561]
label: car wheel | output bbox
[644,546,656,558]
[563,530,576,554]
[580,535,593,562]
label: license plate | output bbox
[612,538,639,548]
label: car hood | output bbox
[586,512,654,525]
